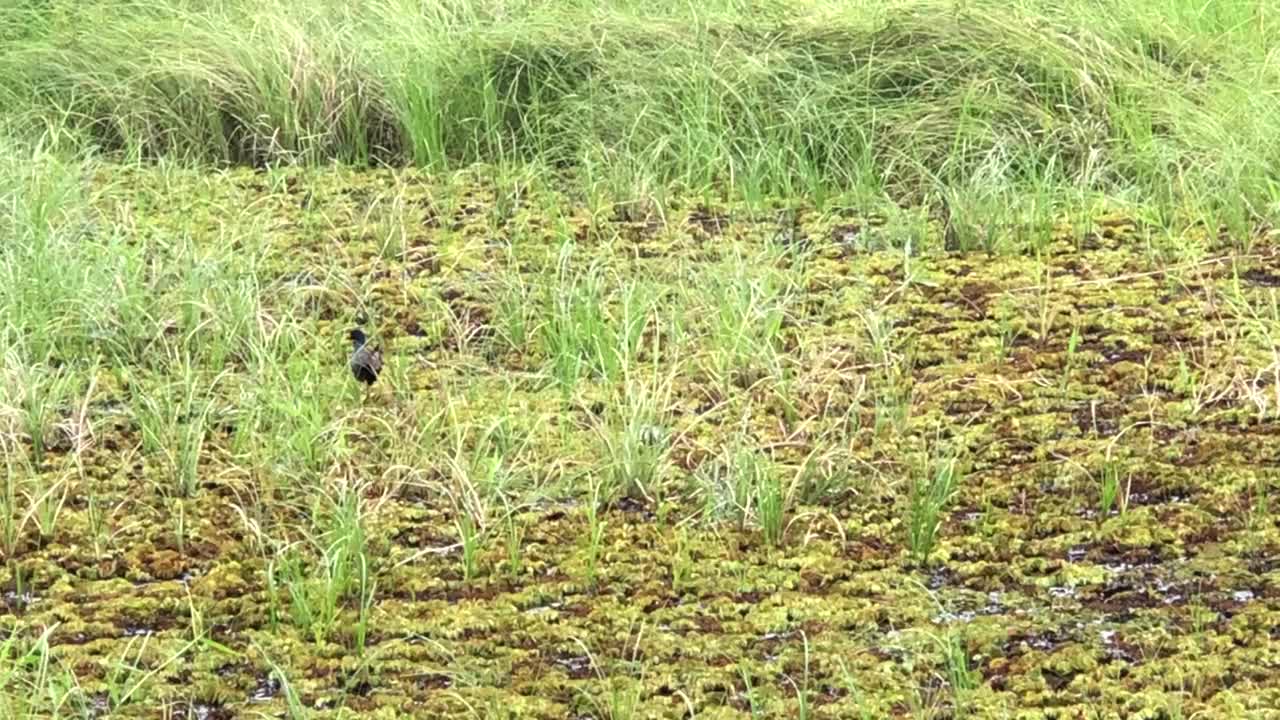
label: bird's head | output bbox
[349,328,367,347]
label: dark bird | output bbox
[938,194,960,252]
[348,328,383,386]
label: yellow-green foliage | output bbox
[0,157,1278,717]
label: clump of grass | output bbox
[1098,457,1132,518]
[701,249,795,391]
[0,624,88,716]
[491,271,534,358]
[269,483,378,650]
[669,528,692,594]
[1170,352,1204,421]
[596,369,674,503]
[235,333,351,485]
[7,360,80,468]
[23,473,68,550]
[859,309,914,434]
[572,632,649,720]
[435,399,535,566]
[0,138,155,364]
[84,491,120,565]
[456,514,481,582]
[991,299,1022,363]
[906,452,964,565]
[698,438,788,546]
[756,467,786,548]
[364,188,411,262]
[942,631,978,714]
[133,356,224,499]
[0,453,19,559]
[536,252,655,395]
[537,259,610,391]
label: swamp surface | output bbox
[3,166,1280,718]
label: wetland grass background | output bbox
[2,0,1280,717]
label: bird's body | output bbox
[938,195,959,252]
[349,328,383,385]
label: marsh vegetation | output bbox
[1,0,1278,717]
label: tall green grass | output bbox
[1,0,1278,224]
[0,136,152,365]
